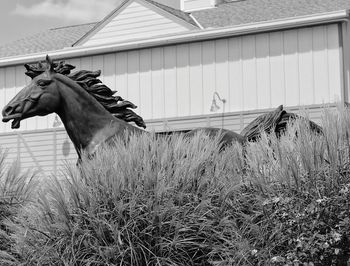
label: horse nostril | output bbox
[4,106,13,115]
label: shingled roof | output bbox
[0,0,349,59]
[193,0,350,28]
[0,23,95,59]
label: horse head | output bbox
[2,55,61,129]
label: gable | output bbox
[76,0,197,47]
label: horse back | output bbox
[184,127,245,149]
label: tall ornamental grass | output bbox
[1,106,350,265]
[0,149,37,265]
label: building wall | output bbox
[0,24,342,134]
[72,24,342,118]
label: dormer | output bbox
[152,0,217,12]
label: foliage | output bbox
[0,149,37,266]
[1,106,350,265]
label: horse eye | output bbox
[37,79,52,87]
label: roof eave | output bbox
[0,10,348,67]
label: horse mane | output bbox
[24,61,146,129]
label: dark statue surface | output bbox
[2,55,322,158]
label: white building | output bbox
[0,0,350,175]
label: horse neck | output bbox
[54,75,139,155]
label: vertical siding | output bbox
[242,35,257,110]
[298,28,314,105]
[313,27,330,104]
[176,44,190,116]
[189,42,203,115]
[101,24,340,120]
[215,39,230,112]
[283,30,299,106]
[256,34,271,109]
[81,56,92,71]
[92,55,104,82]
[270,32,285,107]
[83,0,193,47]
[116,52,128,98]
[164,46,178,117]
[327,25,342,102]
[151,48,165,119]
[0,24,343,134]
[103,53,117,92]
[139,49,153,118]
[202,41,216,114]
[228,37,244,112]
[127,50,141,107]
[344,21,350,102]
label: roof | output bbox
[0,0,349,59]
[194,0,350,28]
[0,23,95,59]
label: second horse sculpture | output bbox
[2,56,321,158]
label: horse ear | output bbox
[45,55,55,72]
[24,64,36,79]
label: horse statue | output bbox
[2,55,321,158]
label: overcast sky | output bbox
[0,0,123,46]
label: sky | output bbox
[0,0,123,46]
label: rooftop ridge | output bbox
[49,22,98,31]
